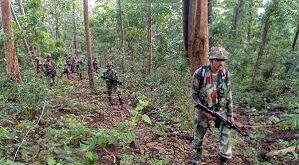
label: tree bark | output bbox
[182,0,190,53]
[208,0,213,46]
[247,0,254,43]
[83,0,95,91]
[186,0,209,74]
[73,0,78,55]
[11,4,35,71]
[266,146,299,157]
[1,0,21,82]
[147,0,152,75]
[292,22,299,50]
[117,0,125,73]
[251,2,274,84]
[231,0,244,37]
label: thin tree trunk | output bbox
[247,0,254,43]
[73,0,78,55]
[1,0,21,82]
[187,0,209,74]
[117,0,125,73]
[147,0,152,75]
[251,2,273,84]
[292,22,299,50]
[83,0,95,91]
[11,4,35,70]
[55,14,59,40]
[266,146,299,157]
[231,0,244,37]
[183,0,189,53]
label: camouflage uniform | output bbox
[102,65,122,105]
[191,47,233,164]
[43,56,56,84]
[92,57,98,73]
[60,56,72,78]
[35,58,43,74]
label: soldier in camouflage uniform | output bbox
[92,57,99,73]
[191,47,234,165]
[102,62,123,105]
[35,57,43,75]
[60,55,72,79]
[43,54,57,85]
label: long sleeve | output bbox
[191,68,203,105]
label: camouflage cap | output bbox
[106,61,113,67]
[209,47,229,60]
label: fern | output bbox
[282,113,299,130]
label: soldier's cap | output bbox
[106,62,113,67]
[45,53,52,59]
[209,47,229,60]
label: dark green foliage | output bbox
[0,72,51,120]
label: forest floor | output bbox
[4,78,298,165]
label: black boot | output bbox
[220,156,228,165]
[191,150,202,165]
[118,96,123,105]
[108,97,113,106]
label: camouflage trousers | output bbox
[191,108,232,159]
[45,71,56,84]
[106,84,122,103]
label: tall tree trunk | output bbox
[0,6,2,28]
[251,2,274,84]
[231,0,244,37]
[11,4,35,70]
[1,0,21,82]
[208,0,213,46]
[292,22,299,50]
[16,0,25,15]
[247,0,254,43]
[55,14,59,40]
[185,0,209,74]
[83,0,95,91]
[182,0,190,53]
[117,0,125,73]
[147,0,152,75]
[73,0,78,55]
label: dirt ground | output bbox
[18,79,297,165]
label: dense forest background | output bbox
[0,0,298,164]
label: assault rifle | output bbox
[101,76,123,86]
[195,103,248,137]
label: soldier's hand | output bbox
[227,116,234,125]
[202,111,216,121]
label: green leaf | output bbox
[86,151,95,161]
[47,157,56,165]
[142,114,152,125]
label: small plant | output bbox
[280,113,299,130]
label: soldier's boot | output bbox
[118,95,123,105]
[220,156,228,165]
[191,149,202,165]
[108,97,113,106]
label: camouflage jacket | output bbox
[191,65,233,116]
[102,69,118,85]
[43,61,56,75]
